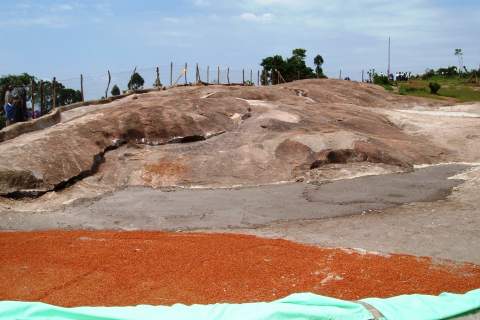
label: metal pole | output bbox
[387,36,391,76]
[170,62,173,86]
[207,66,210,84]
[217,66,220,84]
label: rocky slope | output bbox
[0,80,449,202]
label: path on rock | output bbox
[0,164,467,231]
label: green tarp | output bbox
[1,289,479,320]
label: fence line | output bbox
[24,63,397,119]
[52,63,268,102]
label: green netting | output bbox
[0,289,479,320]
[363,289,480,320]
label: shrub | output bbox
[128,72,145,90]
[429,82,441,94]
[373,74,391,86]
[111,85,121,96]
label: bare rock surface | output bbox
[0,80,448,200]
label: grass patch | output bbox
[382,84,394,91]
[438,86,480,102]
[395,77,480,102]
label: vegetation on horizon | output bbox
[260,49,326,85]
[396,65,480,102]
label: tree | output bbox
[111,84,121,96]
[58,88,82,105]
[260,49,317,84]
[128,72,144,90]
[261,55,286,85]
[314,55,325,78]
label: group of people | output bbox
[394,72,412,82]
[3,85,27,126]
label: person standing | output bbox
[3,85,15,126]
[12,86,27,122]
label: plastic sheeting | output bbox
[0,289,479,320]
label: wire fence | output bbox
[55,64,263,102]
[9,63,428,122]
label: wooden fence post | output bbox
[170,62,173,86]
[156,67,161,87]
[217,66,220,84]
[195,63,199,84]
[184,63,188,85]
[30,78,35,119]
[105,70,111,98]
[39,81,45,116]
[80,74,84,101]
[52,77,57,109]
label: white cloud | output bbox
[1,1,113,28]
[239,12,274,23]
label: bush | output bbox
[111,85,120,96]
[128,72,145,90]
[373,74,391,86]
[429,82,441,94]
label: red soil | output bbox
[0,231,479,307]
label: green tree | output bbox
[261,55,286,85]
[260,49,317,84]
[314,55,325,78]
[128,72,145,90]
[111,84,121,96]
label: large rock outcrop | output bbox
[0,79,447,197]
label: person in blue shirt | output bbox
[3,85,15,126]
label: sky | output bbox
[0,0,479,97]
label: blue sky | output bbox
[1,0,479,97]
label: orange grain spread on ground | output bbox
[0,231,479,307]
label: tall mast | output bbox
[387,36,391,76]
